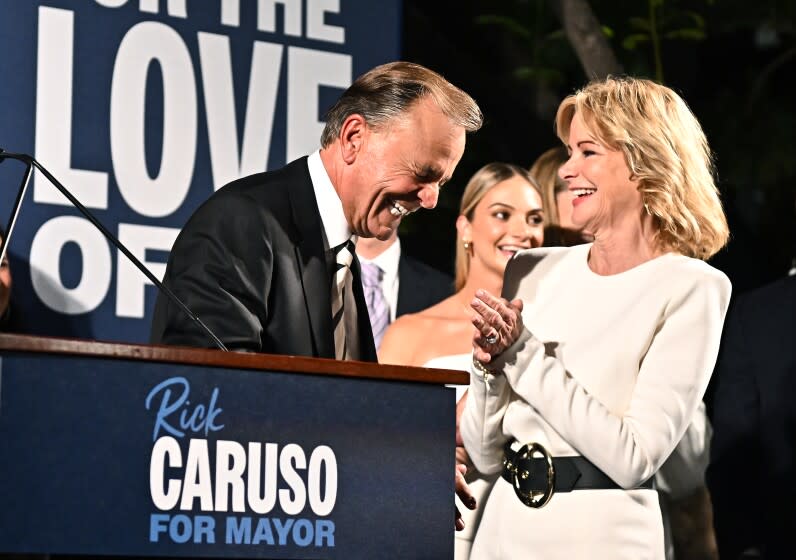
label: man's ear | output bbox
[339,114,367,164]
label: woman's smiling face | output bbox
[558,111,642,236]
[462,175,544,279]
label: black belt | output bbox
[501,441,654,508]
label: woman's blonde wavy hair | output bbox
[555,76,729,259]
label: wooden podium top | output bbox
[0,333,469,385]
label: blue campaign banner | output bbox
[0,351,454,558]
[0,0,400,343]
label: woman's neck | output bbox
[588,214,665,275]
[458,265,504,303]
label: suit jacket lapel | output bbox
[287,159,335,359]
[350,256,378,362]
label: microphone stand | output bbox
[0,148,228,351]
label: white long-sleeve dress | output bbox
[461,244,731,559]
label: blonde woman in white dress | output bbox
[379,162,545,558]
[462,76,731,559]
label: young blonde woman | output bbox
[379,162,545,559]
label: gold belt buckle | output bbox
[508,442,555,508]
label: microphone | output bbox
[0,147,229,351]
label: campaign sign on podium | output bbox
[0,335,462,558]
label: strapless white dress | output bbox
[424,353,471,403]
[423,353,499,560]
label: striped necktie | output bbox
[331,238,355,360]
[360,261,389,349]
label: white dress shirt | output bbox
[307,150,352,249]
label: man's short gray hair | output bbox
[320,61,482,147]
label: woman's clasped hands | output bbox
[469,289,524,365]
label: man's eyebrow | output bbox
[415,165,444,178]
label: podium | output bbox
[0,334,467,559]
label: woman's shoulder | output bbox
[635,254,732,322]
[385,310,434,336]
[502,245,583,299]
[660,254,732,295]
[379,297,473,366]
[513,244,575,262]
[509,245,583,275]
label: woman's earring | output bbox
[463,240,472,252]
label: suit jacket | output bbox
[395,253,453,317]
[706,275,796,559]
[150,157,377,362]
[395,254,453,317]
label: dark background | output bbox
[398,0,795,296]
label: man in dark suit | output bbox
[356,230,453,350]
[150,61,482,361]
[707,275,796,559]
